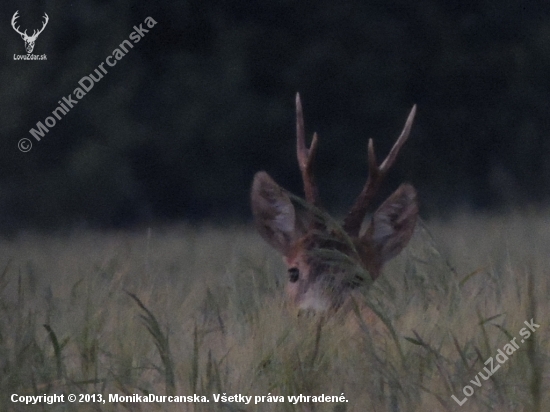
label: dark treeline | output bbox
[2,0,550,231]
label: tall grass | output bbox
[0,213,548,411]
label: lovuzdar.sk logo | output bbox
[11,10,48,60]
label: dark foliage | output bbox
[2,1,550,231]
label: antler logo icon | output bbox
[11,11,49,54]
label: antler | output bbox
[296,93,320,205]
[342,105,417,237]
[11,11,26,37]
[29,13,49,40]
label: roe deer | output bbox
[251,94,418,313]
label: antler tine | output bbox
[30,13,49,39]
[379,104,416,172]
[296,93,319,205]
[342,105,417,237]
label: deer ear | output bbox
[362,184,418,269]
[251,172,301,255]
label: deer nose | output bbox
[288,267,299,283]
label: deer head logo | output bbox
[11,11,49,54]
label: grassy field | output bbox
[0,212,548,411]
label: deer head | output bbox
[251,94,418,313]
[11,11,49,54]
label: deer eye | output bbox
[288,267,299,283]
